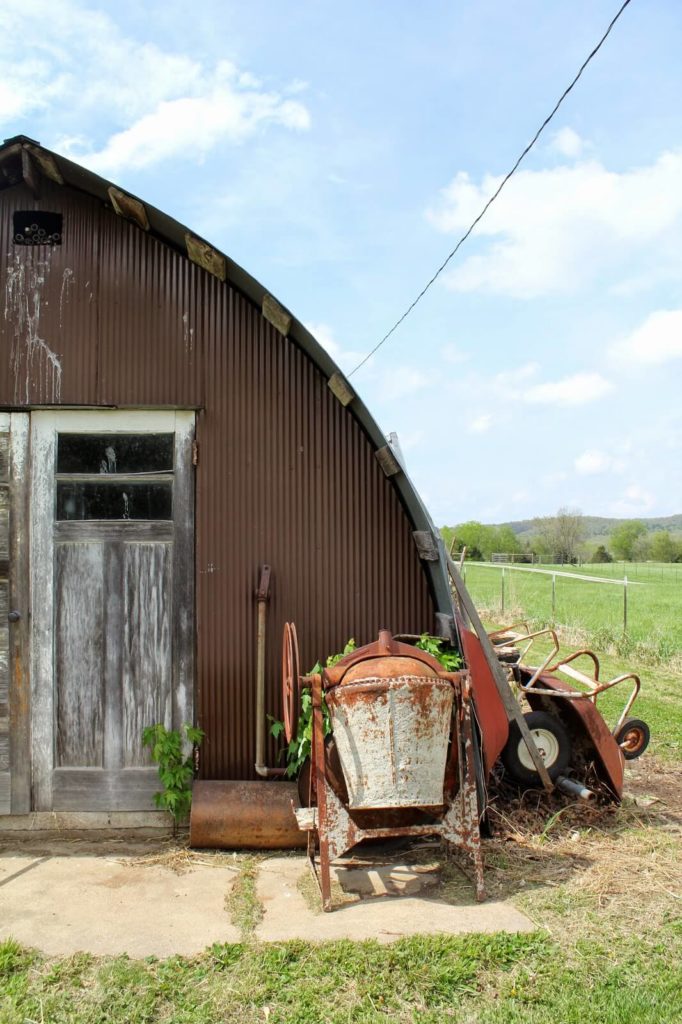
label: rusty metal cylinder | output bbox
[327,671,454,810]
[190,780,306,849]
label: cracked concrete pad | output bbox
[256,856,534,943]
[0,853,239,957]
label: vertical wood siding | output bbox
[0,181,434,782]
[122,543,172,767]
[55,543,105,766]
[0,432,10,811]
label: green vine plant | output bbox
[141,722,205,829]
[269,635,462,778]
[269,639,356,778]
[414,633,463,671]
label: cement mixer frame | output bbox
[292,630,485,911]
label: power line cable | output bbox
[348,0,634,378]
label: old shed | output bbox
[0,135,454,819]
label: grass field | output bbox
[2,577,681,1023]
[463,561,682,660]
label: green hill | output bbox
[500,514,682,542]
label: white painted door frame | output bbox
[30,410,195,811]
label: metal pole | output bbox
[623,575,628,634]
[445,552,554,792]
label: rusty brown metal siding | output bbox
[0,181,434,780]
[1,181,203,407]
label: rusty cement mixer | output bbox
[291,629,484,911]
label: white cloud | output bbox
[440,343,469,365]
[0,0,310,173]
[468,414,493,434]
[306,323,431,401]
[377,367,430,402]
[543,470,568,484]
[78,78,309,174]
[611,484,655,516]
[493,362,539,388]
[611,309,682,366]
[427,151,682,298]
[304,322,365,374]
[525,372,613,407]
[574,450,625,475]
[551,127,585,159]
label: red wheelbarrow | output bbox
[485,623,650,800]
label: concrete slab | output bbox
[256,856,534,943]
[0,852,239,957]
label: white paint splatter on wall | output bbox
[182,311,194,354]
[4,250,65,404]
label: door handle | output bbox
[8,610,21,622]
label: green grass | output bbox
[463,560,682,658]
[2,568,680,1023]
[225,854,264,940]
[1,926,680,1024]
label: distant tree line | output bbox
[442,510,682,564]
[441,522,523,562]
[604,521,682,563]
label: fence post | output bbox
[623,575,628,633]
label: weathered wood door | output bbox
[30,411,195,812]
[0,413,30,815]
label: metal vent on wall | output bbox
[13,211,62,245]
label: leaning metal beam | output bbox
[445,549,554,792]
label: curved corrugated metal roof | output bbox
[0,133,454,629]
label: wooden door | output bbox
[0,413,30,814]
[30,411,195,812]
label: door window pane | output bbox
[57,434,174,474]
[56,481,173,521]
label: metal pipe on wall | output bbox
[253,565,284,778]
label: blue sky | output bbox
[2,0,681,525]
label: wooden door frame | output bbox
[0,413,31,814]
[30,409,195,811]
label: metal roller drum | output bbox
[189,780,306,849]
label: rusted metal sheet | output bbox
[304,636,485,911]
[190,780,306,848]
[0,180,204,408]
[458,624,509,776]
[0,172,435,788]
[327,676,454,809]
[194,294,434,780]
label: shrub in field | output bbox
[610,520,647,560]
[590,544,613,563]
[650,531,681,563]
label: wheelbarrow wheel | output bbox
[615,718,650,760]
[502,711,571,786]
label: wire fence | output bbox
[460,561,682,653]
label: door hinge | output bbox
[192,440,199,466]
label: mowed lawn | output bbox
[2,574,681,1024]
[463,560,682,657]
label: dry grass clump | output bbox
[122,835,240,874]
[481,768,681,943]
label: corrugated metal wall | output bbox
[0,180,434,780]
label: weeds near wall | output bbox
[142,722,205,829]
